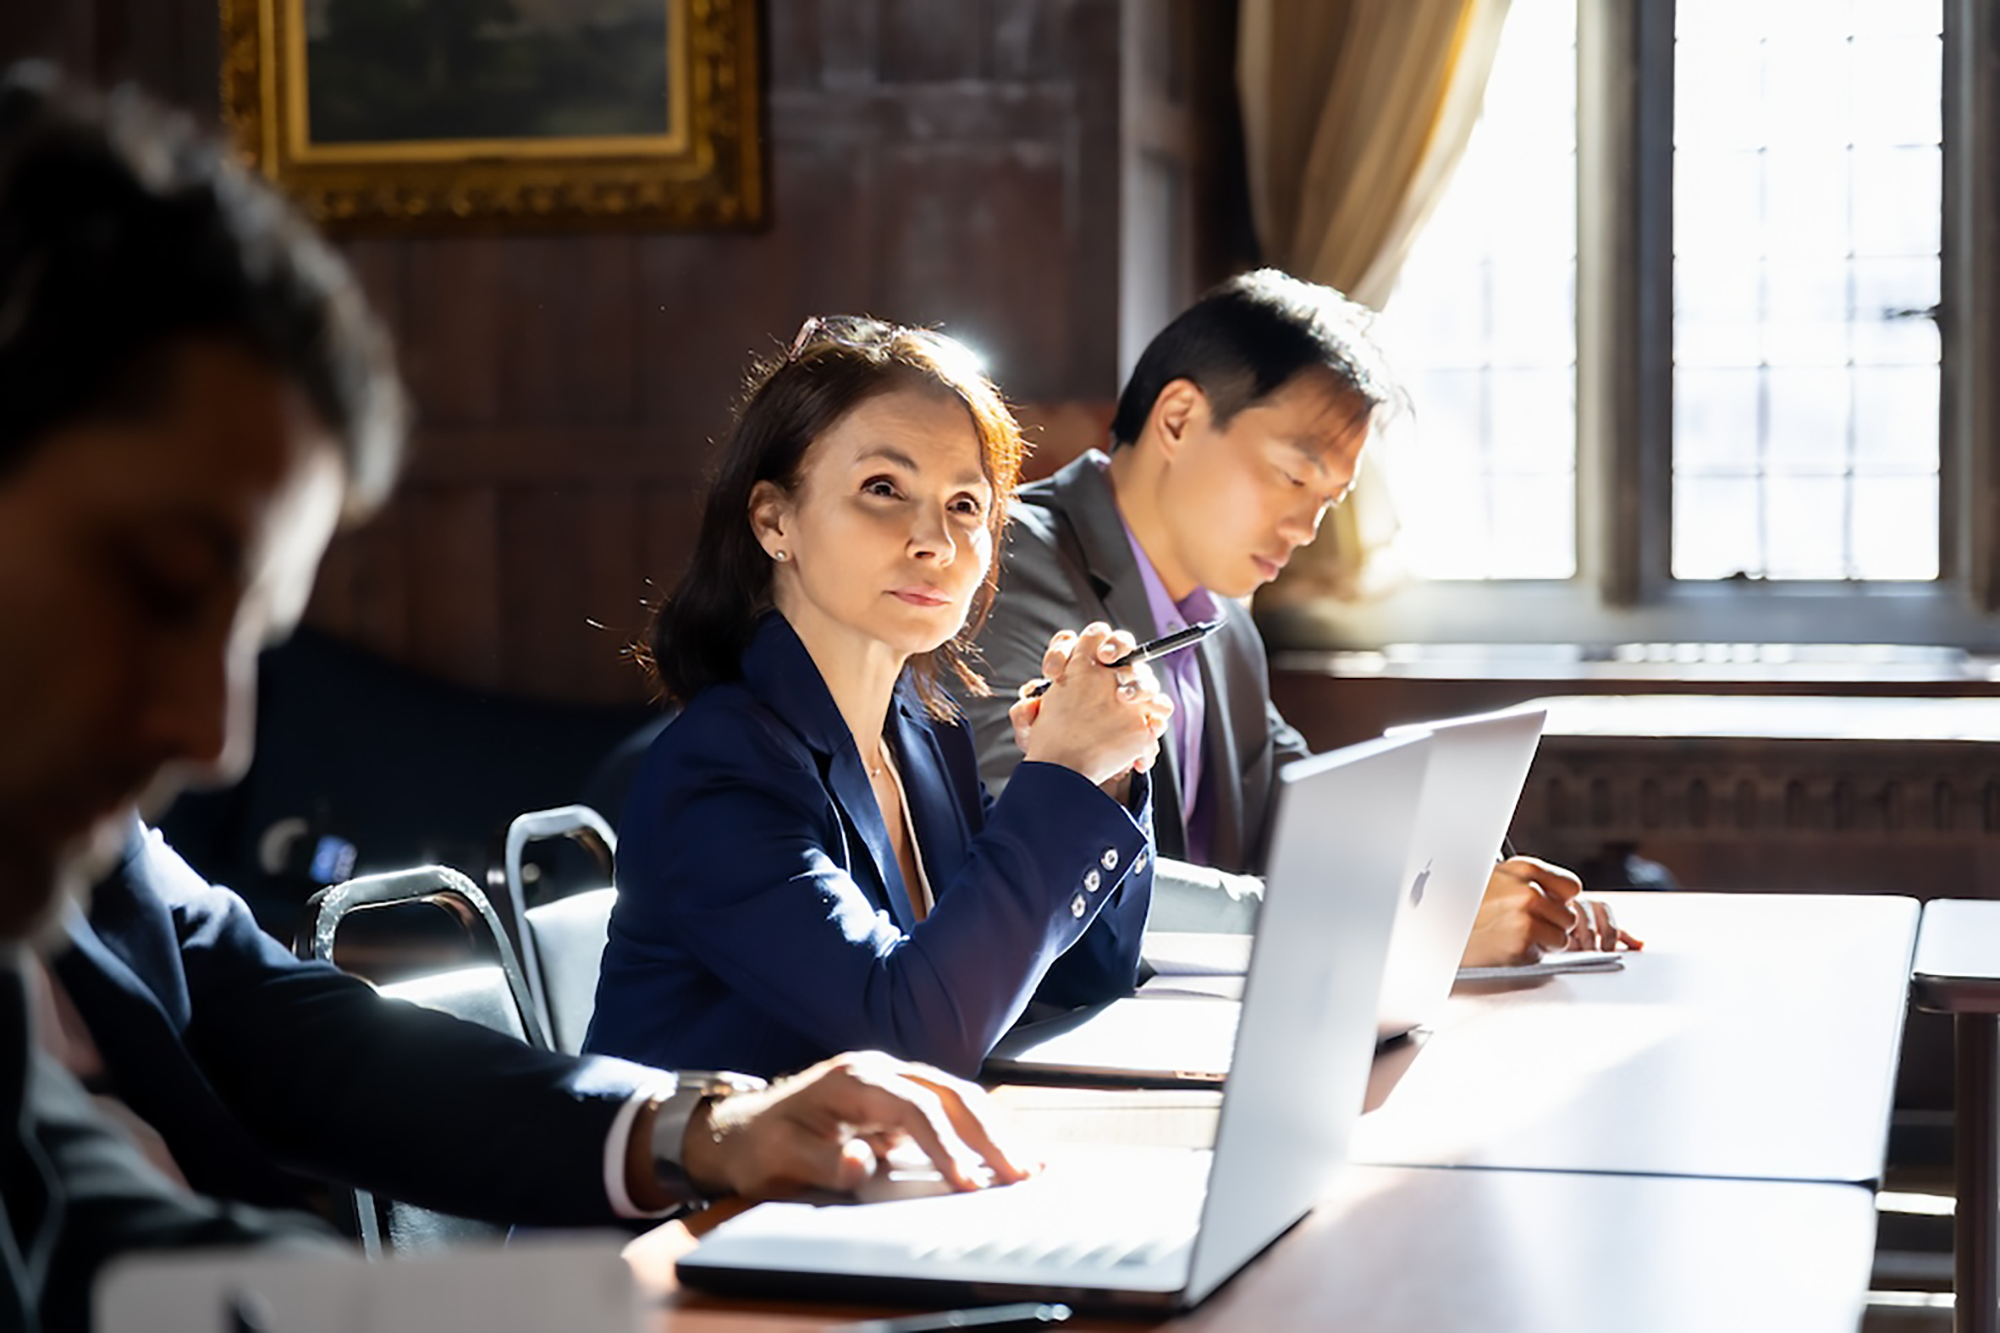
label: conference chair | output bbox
[494,804,618,1055]
[296,864,550,1257]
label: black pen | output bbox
[827,1301,1073,1332]
[1023,619,1222,699]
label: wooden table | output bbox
[1911,898,2000,1333]
[1352,890,1919,1184]
[627,1166,1878,1332]
[627,891,1915,1330]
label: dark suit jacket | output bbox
[969,452,1313,875]
[585,612,1155,1081]
[3,946,334,1333]
[51,826,661,1228]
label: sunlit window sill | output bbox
[1273,642,2000,686]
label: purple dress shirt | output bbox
[1113,485,1221,866]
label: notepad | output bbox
[1454,951,1627,983]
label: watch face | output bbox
[678,1070,768,1098]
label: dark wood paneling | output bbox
[812,0,880,90]
[636,483,707,638]
[991,0,1075,81]
[876,143,1074,401]
[497,234,641,426]
[309,502,413,666]
[499,486,593,699]
[340,238,405,336]
[400,237,509,428]
[404,487,503,692]
[2,0,98,84]
[1067,0,1123,393]
[577,486,649,700]
[879,0,989,82]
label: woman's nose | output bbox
[910,506,956,564]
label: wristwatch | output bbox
[650,1069,768,1183]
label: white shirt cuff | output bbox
[603,1080,678,1220]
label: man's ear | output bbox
[747,479,791,557]
[1148,379,1205,462]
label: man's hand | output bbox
[1459,856,1643,968]
[679,1051,1035,1201]
[1566,895,1644,953]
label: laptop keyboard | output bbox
[905,1180,1200,1273]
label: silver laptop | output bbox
[983,709,1544,1084]
[1373,707,1546,1038]
[676,732,1431,1312]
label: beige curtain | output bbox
[1238,0,1510,607]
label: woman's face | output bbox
[755,387,995,666]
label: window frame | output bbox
[1295,0,2000,650]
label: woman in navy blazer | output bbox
[586,317,1173,1080]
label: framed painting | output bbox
[218,0,762,230]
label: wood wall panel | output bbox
[807,0,880,90]
[577,487,649,700]
[878,0,988,83]
[498,486,593,699]
[1066,0,1124,395]
[991,0,1076,81]
[403,487,503,692]
[345,507,412,664]
[400,237,508,428]
[497,234,642,427]
[636,483,709,642]
[875,143,1075,402]
[341,238,405,338]
[311,502,414,667]
[634,234,793,449]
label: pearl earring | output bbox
[773,550,789,562]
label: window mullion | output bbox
[1577,0,1675,608]
[1943,0,2000,608]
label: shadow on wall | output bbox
[161,627,660,935]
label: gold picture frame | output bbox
[218,0,762,230]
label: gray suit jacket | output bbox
[968,453,1312,916]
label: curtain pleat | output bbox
[1238,0,1511,606]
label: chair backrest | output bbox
[492,804,617,1042]
[295,865,549,1257]
[524,888,618,1055]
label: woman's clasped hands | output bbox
[1008,622,1174,800]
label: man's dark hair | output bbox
[1109,268,1404,449]
[0,62,404,514]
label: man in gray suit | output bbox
[970,270,1632,965]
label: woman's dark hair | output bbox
[0,62,404,516]
[1109,268,1405,449]
[642,315,1026,719]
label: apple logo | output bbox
[1409,858,1433,907]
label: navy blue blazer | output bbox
[585,613,1157,1080]
[52,824,661,1226]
